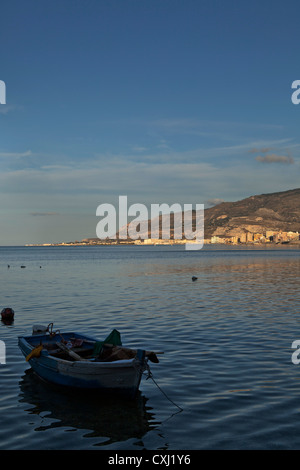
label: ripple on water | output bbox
[0,246,300,449]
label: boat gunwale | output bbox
[18,333,143,368]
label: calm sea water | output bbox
[0,244,300,450]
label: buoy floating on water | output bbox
[1,307,14,324]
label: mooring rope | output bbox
[144,362,183,412]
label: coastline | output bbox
[25,239,300,247]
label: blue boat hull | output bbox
[18,332,146,398]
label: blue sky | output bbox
[1,0,300,245]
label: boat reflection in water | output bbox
[18,369,157,447]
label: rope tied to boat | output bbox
[47,322,62,338]
[142,361,183,412]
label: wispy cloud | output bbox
[250,145,296,165]
[131,146,148,152]
[249,147,273,154]
[0,150,32,158]
[255,154,295,164]
[151,118,286,136]
[0,105,18,115]
[205,198,225,207]
[30,212,61,216]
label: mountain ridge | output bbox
[204,187,300,239]
[115,187,300,242]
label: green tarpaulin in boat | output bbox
[92,329,122,356]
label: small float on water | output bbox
[1,307,14,324]
[18,323,162,399]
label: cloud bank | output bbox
[255,154,295,164]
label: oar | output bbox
[56,342,88,361]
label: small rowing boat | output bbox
[18,324,161,398]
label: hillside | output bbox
[204,187,300,239]
[115,188,300,242]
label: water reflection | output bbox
[3,245,300,449]
[18,369,157,446]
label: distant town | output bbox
[25,188,300,247]
[26,229,300,247]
